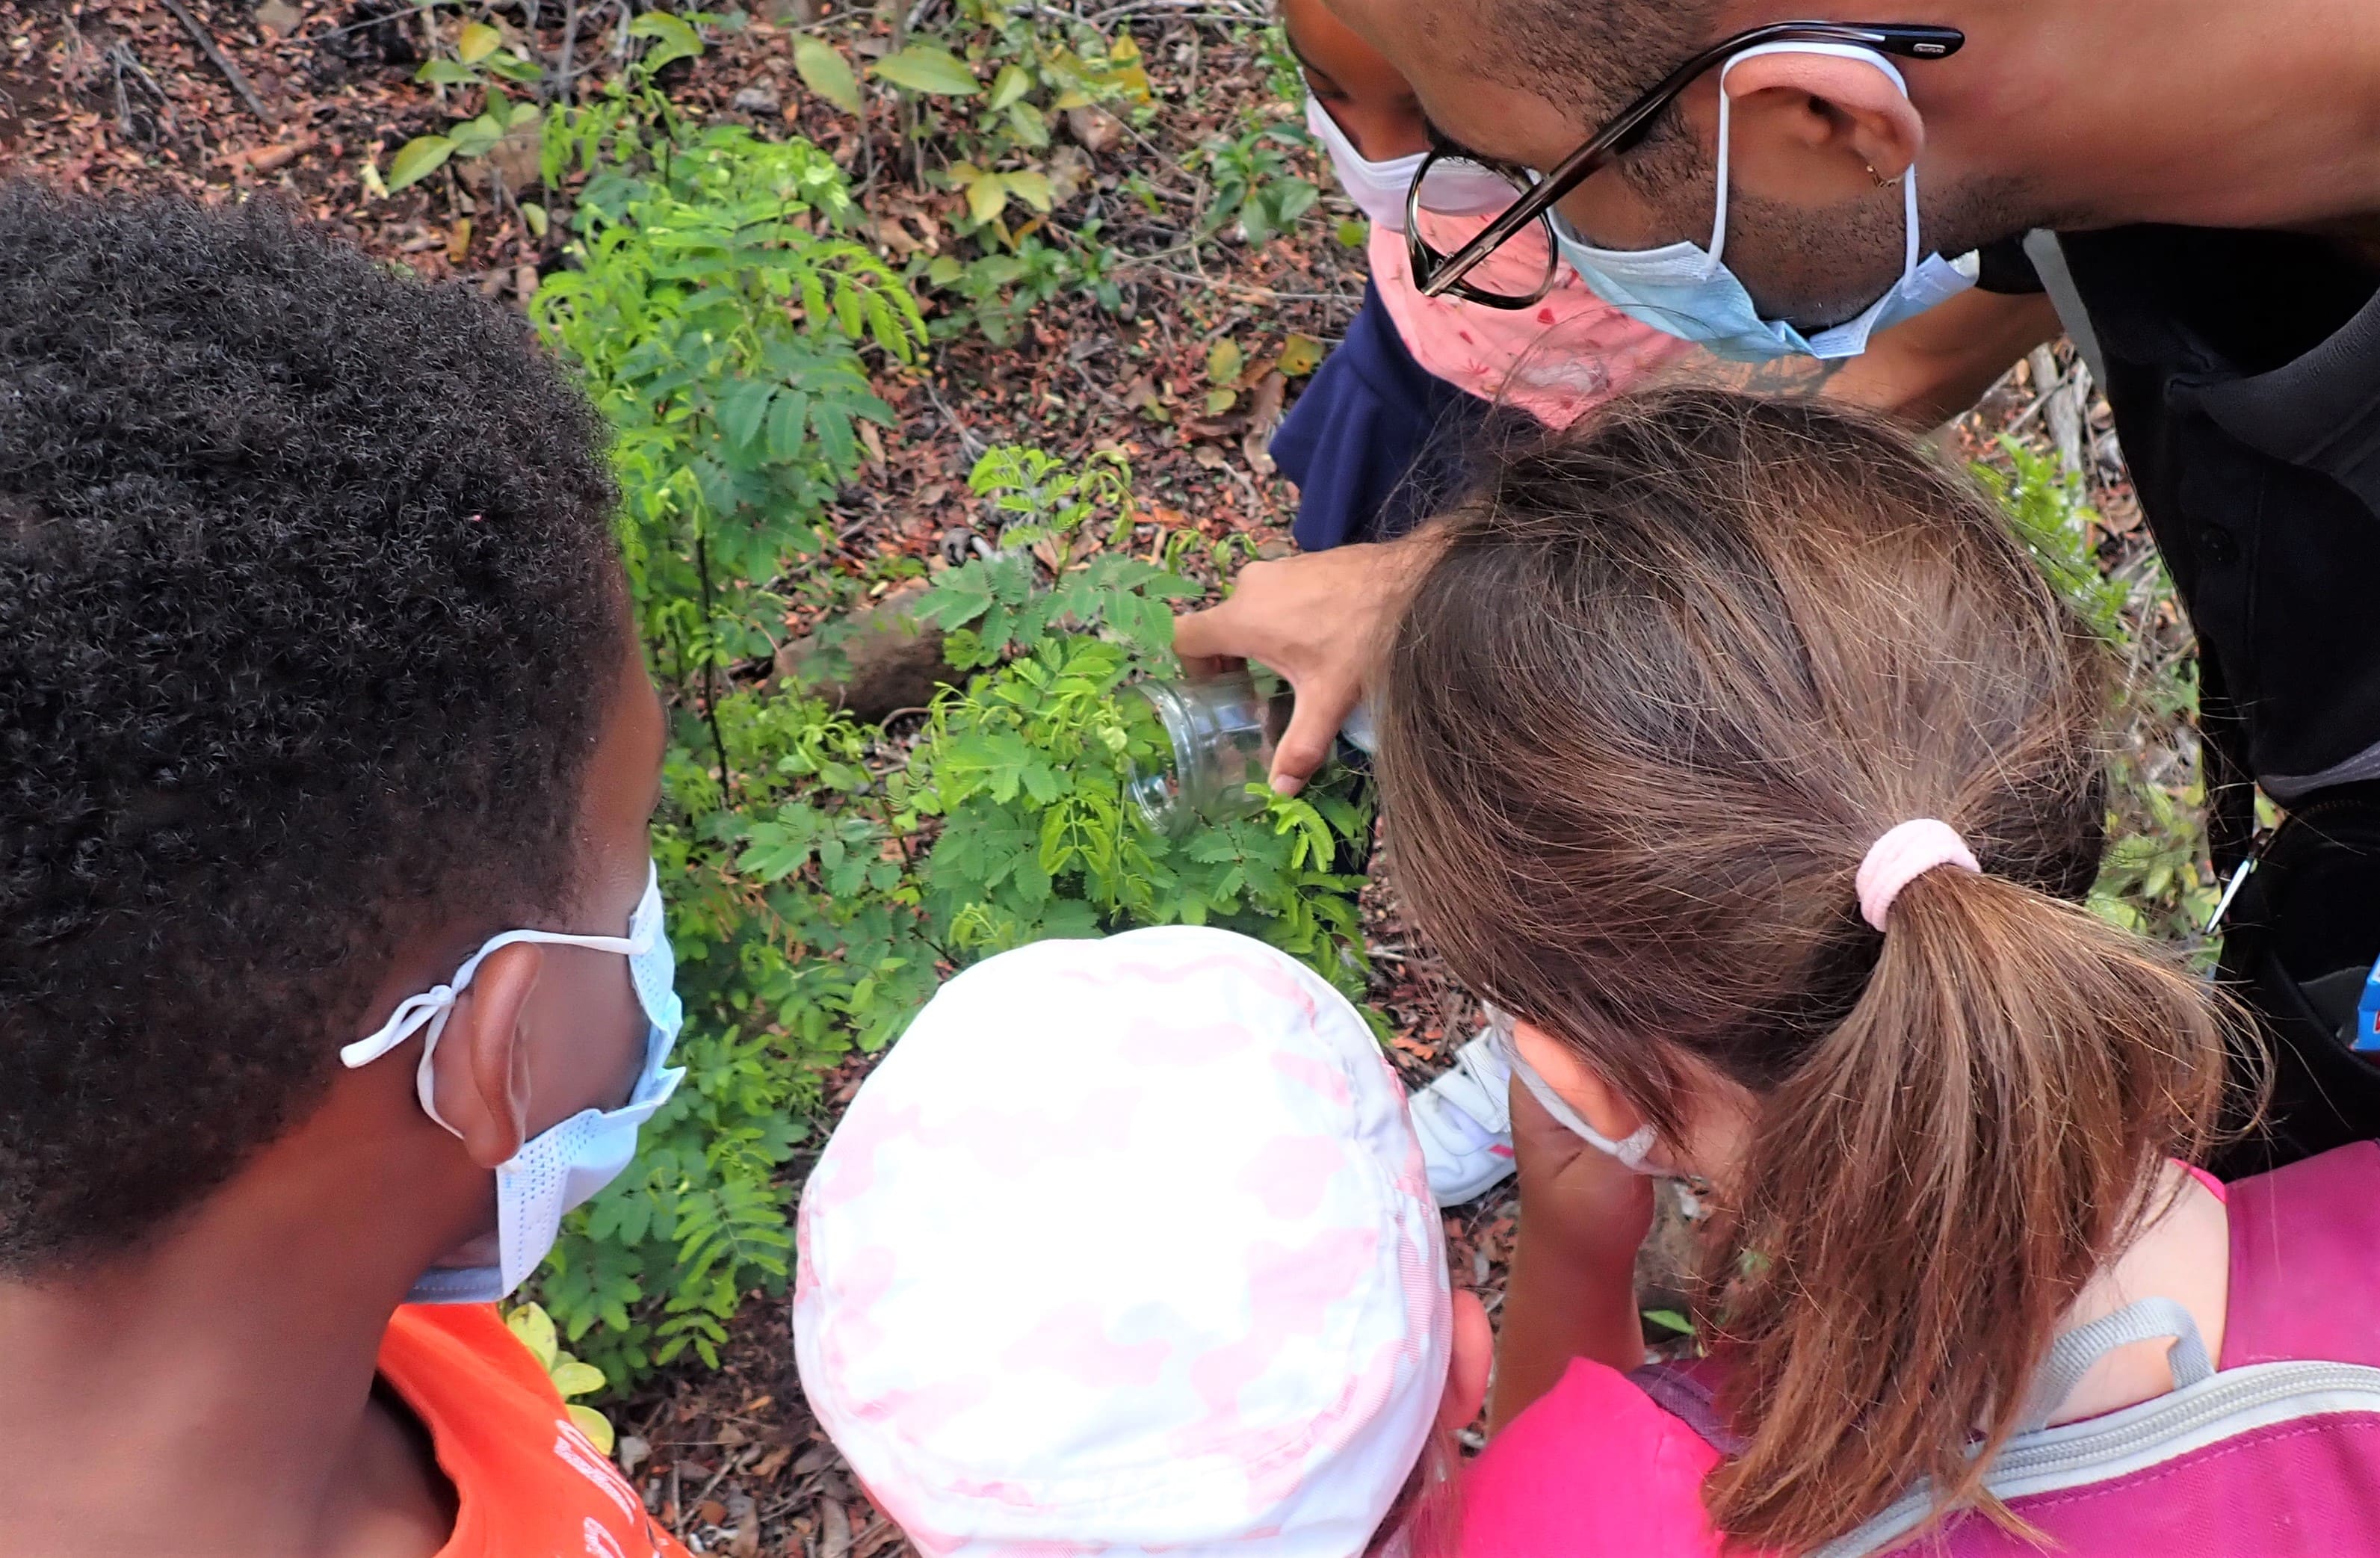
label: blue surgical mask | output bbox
[1550,41,1976,362]
[341,865,687,1303]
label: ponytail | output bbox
[1374,389,2245,1556]
[1701,865,2229,1549]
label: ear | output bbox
[1721,52,1926,187]
[424,942,545,1169]
[1438,1287,1494,1432]
[1511,1020,1645,1142]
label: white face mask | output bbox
[1482,1013,1659,1173]
[1549,41,1977,362]
[1304,96,1518,232]
[342,865,687,1302]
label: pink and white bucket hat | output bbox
[793,925,1453,1557]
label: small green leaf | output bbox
[385,134,457,191]
[456,19,501,63]
[550,1357,608,1397]
[414,57,478,84]
[926,255,965,287]
[870,43,979,96]
[567,1403,616,1455]
[794,36,864,114]
[1335,216,1367,247]
[447,114,504,158]
[627,10,703,72]
[1003,169,1054,213]
[506,1302,560,1369]
[986,62,1033,111]
[1204,387,1237,415]
[965,173,1009,226]
[1004,99,1050,149]
[1276,333,1324,377]
[519,200,549,239]
[487,49,543,84]
[1205,337,1243,387]
[1643,1308,1694,1336]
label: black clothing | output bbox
[1984,226,2380,1171]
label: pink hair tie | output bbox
[1856,818,1981,930]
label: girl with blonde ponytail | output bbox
[1374,389,2380,1557]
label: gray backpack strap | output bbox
[2021,229,2107,387]
[2018,1296,2215,1432]
[1628,1361,1749,1456]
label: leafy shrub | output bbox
[1197,122,1318,246]
[528,121,1370,1388]
[530,117,928,1382]
[794,0,1154,343]
[1975,439,2219,950]
[901,450,1373,983]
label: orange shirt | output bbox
[377,1305,692,1558]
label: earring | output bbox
[1865,162,1896,188]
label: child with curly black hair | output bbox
[0,184,692,1558]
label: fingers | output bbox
[1269,678,1356,794]
[1174,652,1241,681]
[1170,591,1249,666]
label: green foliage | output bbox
[1974,439,2219,950]
[379,6,712,197]
[1975,436,2127,641]
[504,1302,619,1453]
[534,126,925,683]
[528,120,928,1382]
[901,450,1374,987]
[529,126,1370,1391]
[1197,122,1317,245]
[800,0,1151,342]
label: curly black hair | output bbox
[0,185,625,1271]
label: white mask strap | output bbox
[339,866,664,1137]
[1485,1016,1660,1172]
[1709,42,1915,279]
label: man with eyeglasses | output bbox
[1176,3,2380,1194]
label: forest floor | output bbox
[0,3,2180,1551]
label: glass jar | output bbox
[1124,670,1294,832]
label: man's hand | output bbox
[1170,534,1429,794]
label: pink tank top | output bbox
[1367,214,1691,429]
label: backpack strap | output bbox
[2225,1141,2380,1367]
[2016,1296,2213,1432]
[1627,1360,1748,1456]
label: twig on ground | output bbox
[921,380,990,460]
[1087,0,1264,25]
[160,0,279,124]
[557,0,580,105]
[1119,262,1353,305]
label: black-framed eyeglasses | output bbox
[1406,21,1965,309]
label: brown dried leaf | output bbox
[1063,105,1123,153]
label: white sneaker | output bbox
[1409,1029,1517,1206]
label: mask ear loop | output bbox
[1483,1014,1660,1171]
[341,865,665,1138]
[1707,43,1920,283]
